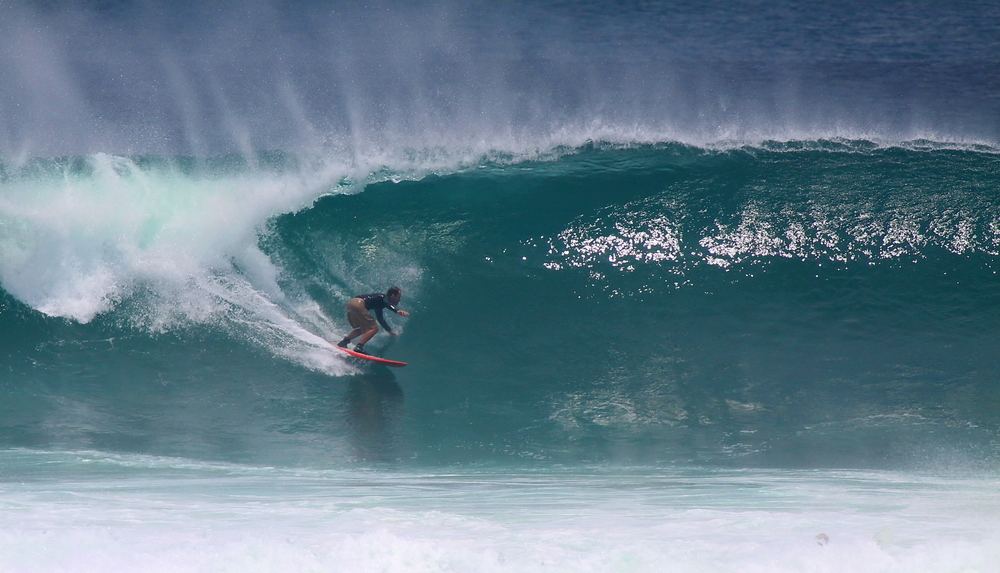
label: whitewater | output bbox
[2,0,1000,571]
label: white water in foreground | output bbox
[1,450,997,573]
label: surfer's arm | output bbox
[383,300,409,318]
[375,308,394,334]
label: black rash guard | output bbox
[355,293,401,333]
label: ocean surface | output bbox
[2,1,999,571]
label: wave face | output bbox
[2,142,999,468]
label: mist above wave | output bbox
[2,0,997,162]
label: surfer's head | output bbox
[387,286,402,305]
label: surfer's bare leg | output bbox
[337,328,363,348]
[358,326,378,346]
[350,326,379,354]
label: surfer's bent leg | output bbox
[356,324,379,353]
[342,297,378,351]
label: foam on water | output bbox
[1,450,998,573]
[0,151,396,374]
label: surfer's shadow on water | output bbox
[343,365,405,463]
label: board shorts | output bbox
[346,297,377,331]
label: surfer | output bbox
[336,286,410,355]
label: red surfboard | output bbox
[335,346,407,367]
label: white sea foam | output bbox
[0,153,367,373]
[0,452,997,573]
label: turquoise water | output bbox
[2,0,1000,570]
[2,143,999,571]
[3,143,999,469]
